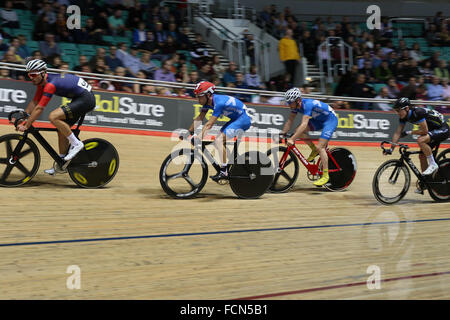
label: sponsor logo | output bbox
[336,113,390,130]
[0,88,27,104]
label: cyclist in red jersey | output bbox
[17,59,96,175]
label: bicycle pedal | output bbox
[217,179,229,185]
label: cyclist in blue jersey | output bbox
[280,87,338,187]
[188,81,251,182]
[17,59,96,175]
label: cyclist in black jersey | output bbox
[386,97,449,191]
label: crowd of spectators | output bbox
[0,1,449,110]
[260,5,450,111]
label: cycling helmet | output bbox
[284,87,302,103]
[393,97,410,110]
[26,59,47,73]
[194,81,215,96]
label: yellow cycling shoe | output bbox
[313,174,329,187]
[307,149,319,162]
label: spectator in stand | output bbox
[154,59,176,82]
[16,34,31,59]
[359,60,376,83]
[350,74,376,110]
[189,33,209,69]
[94,9,109,34]
[177,27,192,50]
[137,51,158,77]
[55,12,72,42]
[116,43,141,77]
[89,47,107,71]
[245,65,265,90]
[409,43,423,62]
[197,63,213,82]
[73,55,88,72]
[0,68,11,79]
[278,28,300,84]
[415,83,428,104]
[161,35,177,57]
[419,60,435,82]
[434,60,449,80]
[39,33,61,60]
[31,50,43,60]
[301,30,316,65]
[400,77,418,100]
[428,76,444,101]
[154,21,168,43]
[111,66,133,92]
[427,51,441,69]
[426,24,440,46]
[139,31,160,55]
[381,40,395,57]
[373,87,392,111]
[334,64,359,96]
[92,58,110,75]
[438,24,450,46]
[222,61,238,86]
[211,55,225,80]
[38,2,56,25]
[105,46,123,71]
[0,34,8,52]
[133,22,148,46]
[357,51,372,69]
[234,72,250,102]
[0,1,20,28]
[133,70,151,94]
[375,60,393,83]
[127,0,144,30]
[442,78,450,100]
[386,78,402,99]
[396,39,408,55]
[380,17,393,38]
[33,13,54,41]
[108,9,126,36]
[175,63,189,83]
[167,23,180,43]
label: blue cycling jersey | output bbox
[201,94,248,121]
[291,98,336,123]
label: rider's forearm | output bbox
[26,105,44,128]
[25,100,37,114]
[189,113,206,133]
[282,119,293,134]
[291,123,308,141]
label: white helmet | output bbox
[26,59,47,73]
[284,87,302,103]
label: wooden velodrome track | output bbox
[0,123,449,300]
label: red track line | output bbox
[234,270,450,300]
[1,120,449,147]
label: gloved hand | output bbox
[400,130,412,138]
[383,148,393,155]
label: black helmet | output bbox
[394,97,410,110]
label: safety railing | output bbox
[318,37,353,84]
[1,62,450,107]
[389,18,428,40]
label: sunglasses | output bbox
[28,72,42,79]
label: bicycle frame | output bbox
[278,141,342,176]
[396,149,446,188]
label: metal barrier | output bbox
[1,61,450,107]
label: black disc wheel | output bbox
[372,160,410,205]
[266,146,299,193]
[229,151,274,199]
[324,148,357,191]
[427,159,450,202]
[436,149,450,162]
[0,134,40,187]
[159,148,208,199]
[67,138,119,188]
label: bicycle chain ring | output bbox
[53,161,67,173]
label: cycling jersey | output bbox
[33,73,92,107]
[291,98,337,123]
[201,94,248,121]
[399,107,445,131]
[291,98,338,140]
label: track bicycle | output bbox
[372,141,449,204]
[159,132,274,199]
[267,133,357,192]
[0,110,119,188]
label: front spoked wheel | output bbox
[266,146,299,193]
[0,134,40,187]
[159,148,208,199]
[229,151,274,199]
[372,160,411,204]
[67,138,119,188]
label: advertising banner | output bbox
[0,78,449,144]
